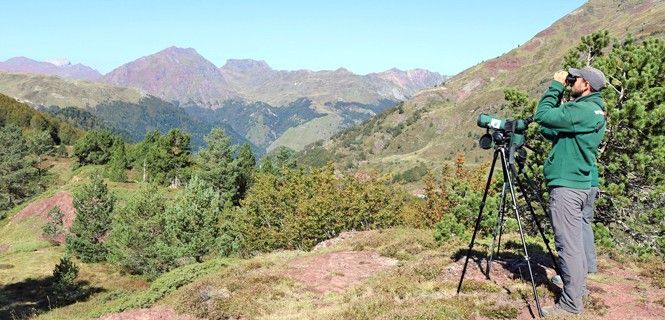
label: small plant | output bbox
[51,256,81,305]
[434,213,466,243]
[42,206,65,244]
[593,223,614,249]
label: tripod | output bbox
[455,142,560,318]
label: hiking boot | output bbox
[550,274,563,288]
[541,304,577,318]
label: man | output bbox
[533,66,606,316]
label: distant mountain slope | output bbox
[2,49,445,154]
[101,47,240,105]
[0,57,102,81]
[300,0,665,174]
[0,72,144,108]
[219,59,445,107]
[0,72,252,150]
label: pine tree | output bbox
[234,143,256,203]
[143,129,192,186]
[107,138,128,182]
[50,256,81,305]
[0,124,41,215]
[72,129,116,166]
[42,206,65,244]
[108,185,174,278]
[66,174,115,262]
[196,128,237,197]
[166,176,221,262]
[562,32,665,248]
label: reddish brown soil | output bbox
[485,57,525,72]
[286,251,398,293]
[97,307,198,320]
[522,39,542,52]
[443,254,665,319]
[11,191,75,244]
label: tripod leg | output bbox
[486,181,507,279]
[496,178,508,258]
[514,168,562,277]
[500,150,543,317]
[457,149,499,294]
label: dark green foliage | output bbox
[66,174,115,262]
[108,185,174,279]
[434,212,466,242]
[106,140,128,182]
[259,146,297,175]
[165,176,223,262]
[511,31,665,253]
[0,124,42,216]
[91,96,219,149]
[42,206,65,244]
[223,165,404,255]
[0,93,83,145]
[50,256,81,305]
[195,128,237,198]
[392,165,429,183]
[234,143,256,203]
[136,129,193,185]
[27,130,57,157]
[73,130,117,166]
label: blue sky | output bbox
[0,0,586,75]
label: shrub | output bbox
[66,174,115,262]
[42,206,65,244]
[51,256,81,305]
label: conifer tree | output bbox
[0,124,41,215]
[107,138,128,182]
[51,256,81,305]
[563,32,664,247]
[166,176,222,262]
[66,174,115,262]
[234,143,256,203]
[196,128,237,197]
[108,185,174,278]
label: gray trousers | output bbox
[583,187,599,273]
[549,187,592,314]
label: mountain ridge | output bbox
[299,0,665,176]
[0,56,102,81]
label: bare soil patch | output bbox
[286,250,398,294]
[11,191,75,244]
[97,307,199,320]
[444,253,665,319]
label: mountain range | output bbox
[299,0,665,178]
[0,49,445,153]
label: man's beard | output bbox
[571,88,583,99]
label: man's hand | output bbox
[553,70,568,85]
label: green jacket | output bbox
[540,127,599,187]
[534,81,606,189]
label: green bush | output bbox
[434,213,466,242]
[223,165,405,256]
[42,206,65,244]
[108,185,175,279]
[66,174,115,262]
[51,256,81,306]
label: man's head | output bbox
[568,66,606,99]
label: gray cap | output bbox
[569,66,606,91]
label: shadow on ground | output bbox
[0,276,104,319]
[453,239,560,289]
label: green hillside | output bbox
[300,0,665,174]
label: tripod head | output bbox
[477,114,532,166]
